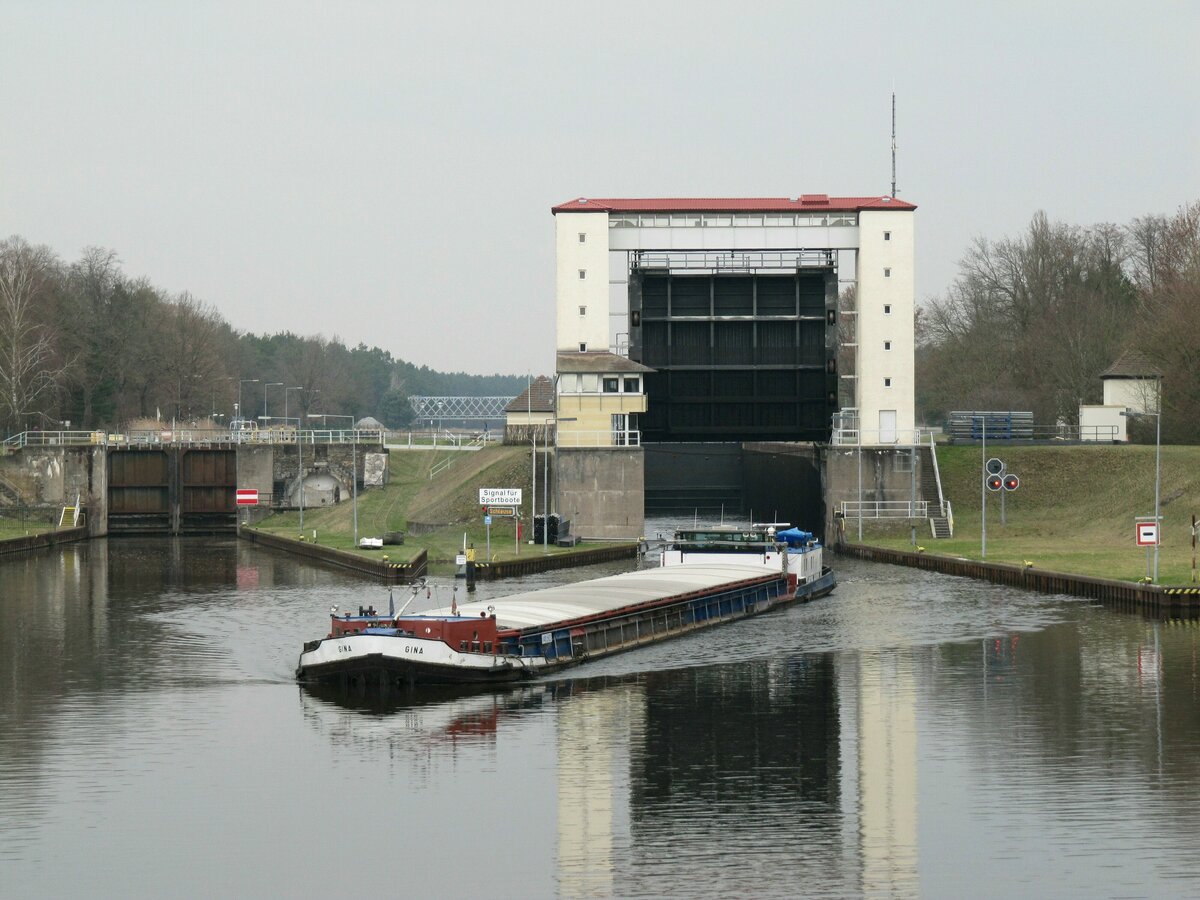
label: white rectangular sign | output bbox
[480,488,522,506]
[1136,522,1159,546]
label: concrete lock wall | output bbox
[237,446,275,495]
[0,446,104,533]
[556,447,645,541]
[270,443,381,506]
[823,446,922,544]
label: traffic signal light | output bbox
[985,457,1005,476]
[1003,474,1020,491]
[986,474,1003,492]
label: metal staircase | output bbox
[920,439,953,538]
[58,494,82,528]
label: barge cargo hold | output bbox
[296,562,814,688]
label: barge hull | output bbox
[299,565,834,688]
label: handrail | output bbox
[3,428,385,447]
[557,430,642,448]
[929,433,945,511]
[831,427,925,446]
[429,455,456,479]
[840,500,929,519]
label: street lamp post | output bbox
[1154,394,1162,583]
[284,387,303,423]
[1122,383,1164,582]
[264,382,283,420]
[980,416,987,560]
[311,413,359,547]
[238,379,259,427]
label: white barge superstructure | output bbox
[297,561,814,688]
[659,523,836,601]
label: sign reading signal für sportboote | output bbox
[480,488,522,506]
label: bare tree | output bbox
[0,237,71,432]
[153,292,224,422]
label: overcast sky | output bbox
[3,2,1197,376]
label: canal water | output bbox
[2,536,1199,899]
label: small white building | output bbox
[1079,350,1162,441]
[1101,350,1162,414]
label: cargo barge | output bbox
[297,524,834,689]
[299,569,795,688]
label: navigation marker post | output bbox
[236,488,259,527]
[1136,518,1160,581]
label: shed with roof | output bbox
[505,376,555,445]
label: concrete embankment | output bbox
[0,527,89,558]
[471,544,639,580]
[238,528,428,583]
[838,543,1200,618]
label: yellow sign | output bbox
[488,506,516,517]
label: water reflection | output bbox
[3,540,1200,897]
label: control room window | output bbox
[578,269,586,279]
[579,305,586,316]
[603,377,619,393]
[623,376,640,393]
[884,304,892,315]
[884,231,891,241]
[884,341,891,351]
[578,233,586,243]
[884,267,891,278]
[884,377,892,387]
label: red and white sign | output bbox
[1136,522,1159,546]
[236,489,259,507]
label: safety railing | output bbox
[556,430,642,448]
[830,427,926,446]
[928,433,945,511]
[944,422,1121,443]
[3,429,384,447]
[840,500,930,519]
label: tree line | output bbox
[916,201,1200,442]
[0,237,529,434]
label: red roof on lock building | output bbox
[552,195,917,213]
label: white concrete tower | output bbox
[856,208,916,443]
[555,208,611,353]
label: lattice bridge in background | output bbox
[408,396,515,420]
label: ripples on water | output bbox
[1,536,1199,898]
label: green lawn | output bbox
[0,517,58,540]
[251,446,608,566]
[851,444,1200,584]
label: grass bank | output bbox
[0,517,57,540]
[251,446,616,568]
[851,444,1200,584]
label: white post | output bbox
[981,418,987,560]
[352,437,358,547]
[298,421,304,531]
[543,426,549,549]
[854,439,864,540]
[528,375,535,544]
[1153,383,1162,582]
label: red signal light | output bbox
[986,475,1003,492]
[1003,474,1020,491]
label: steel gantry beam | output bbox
[408,396,515,420]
